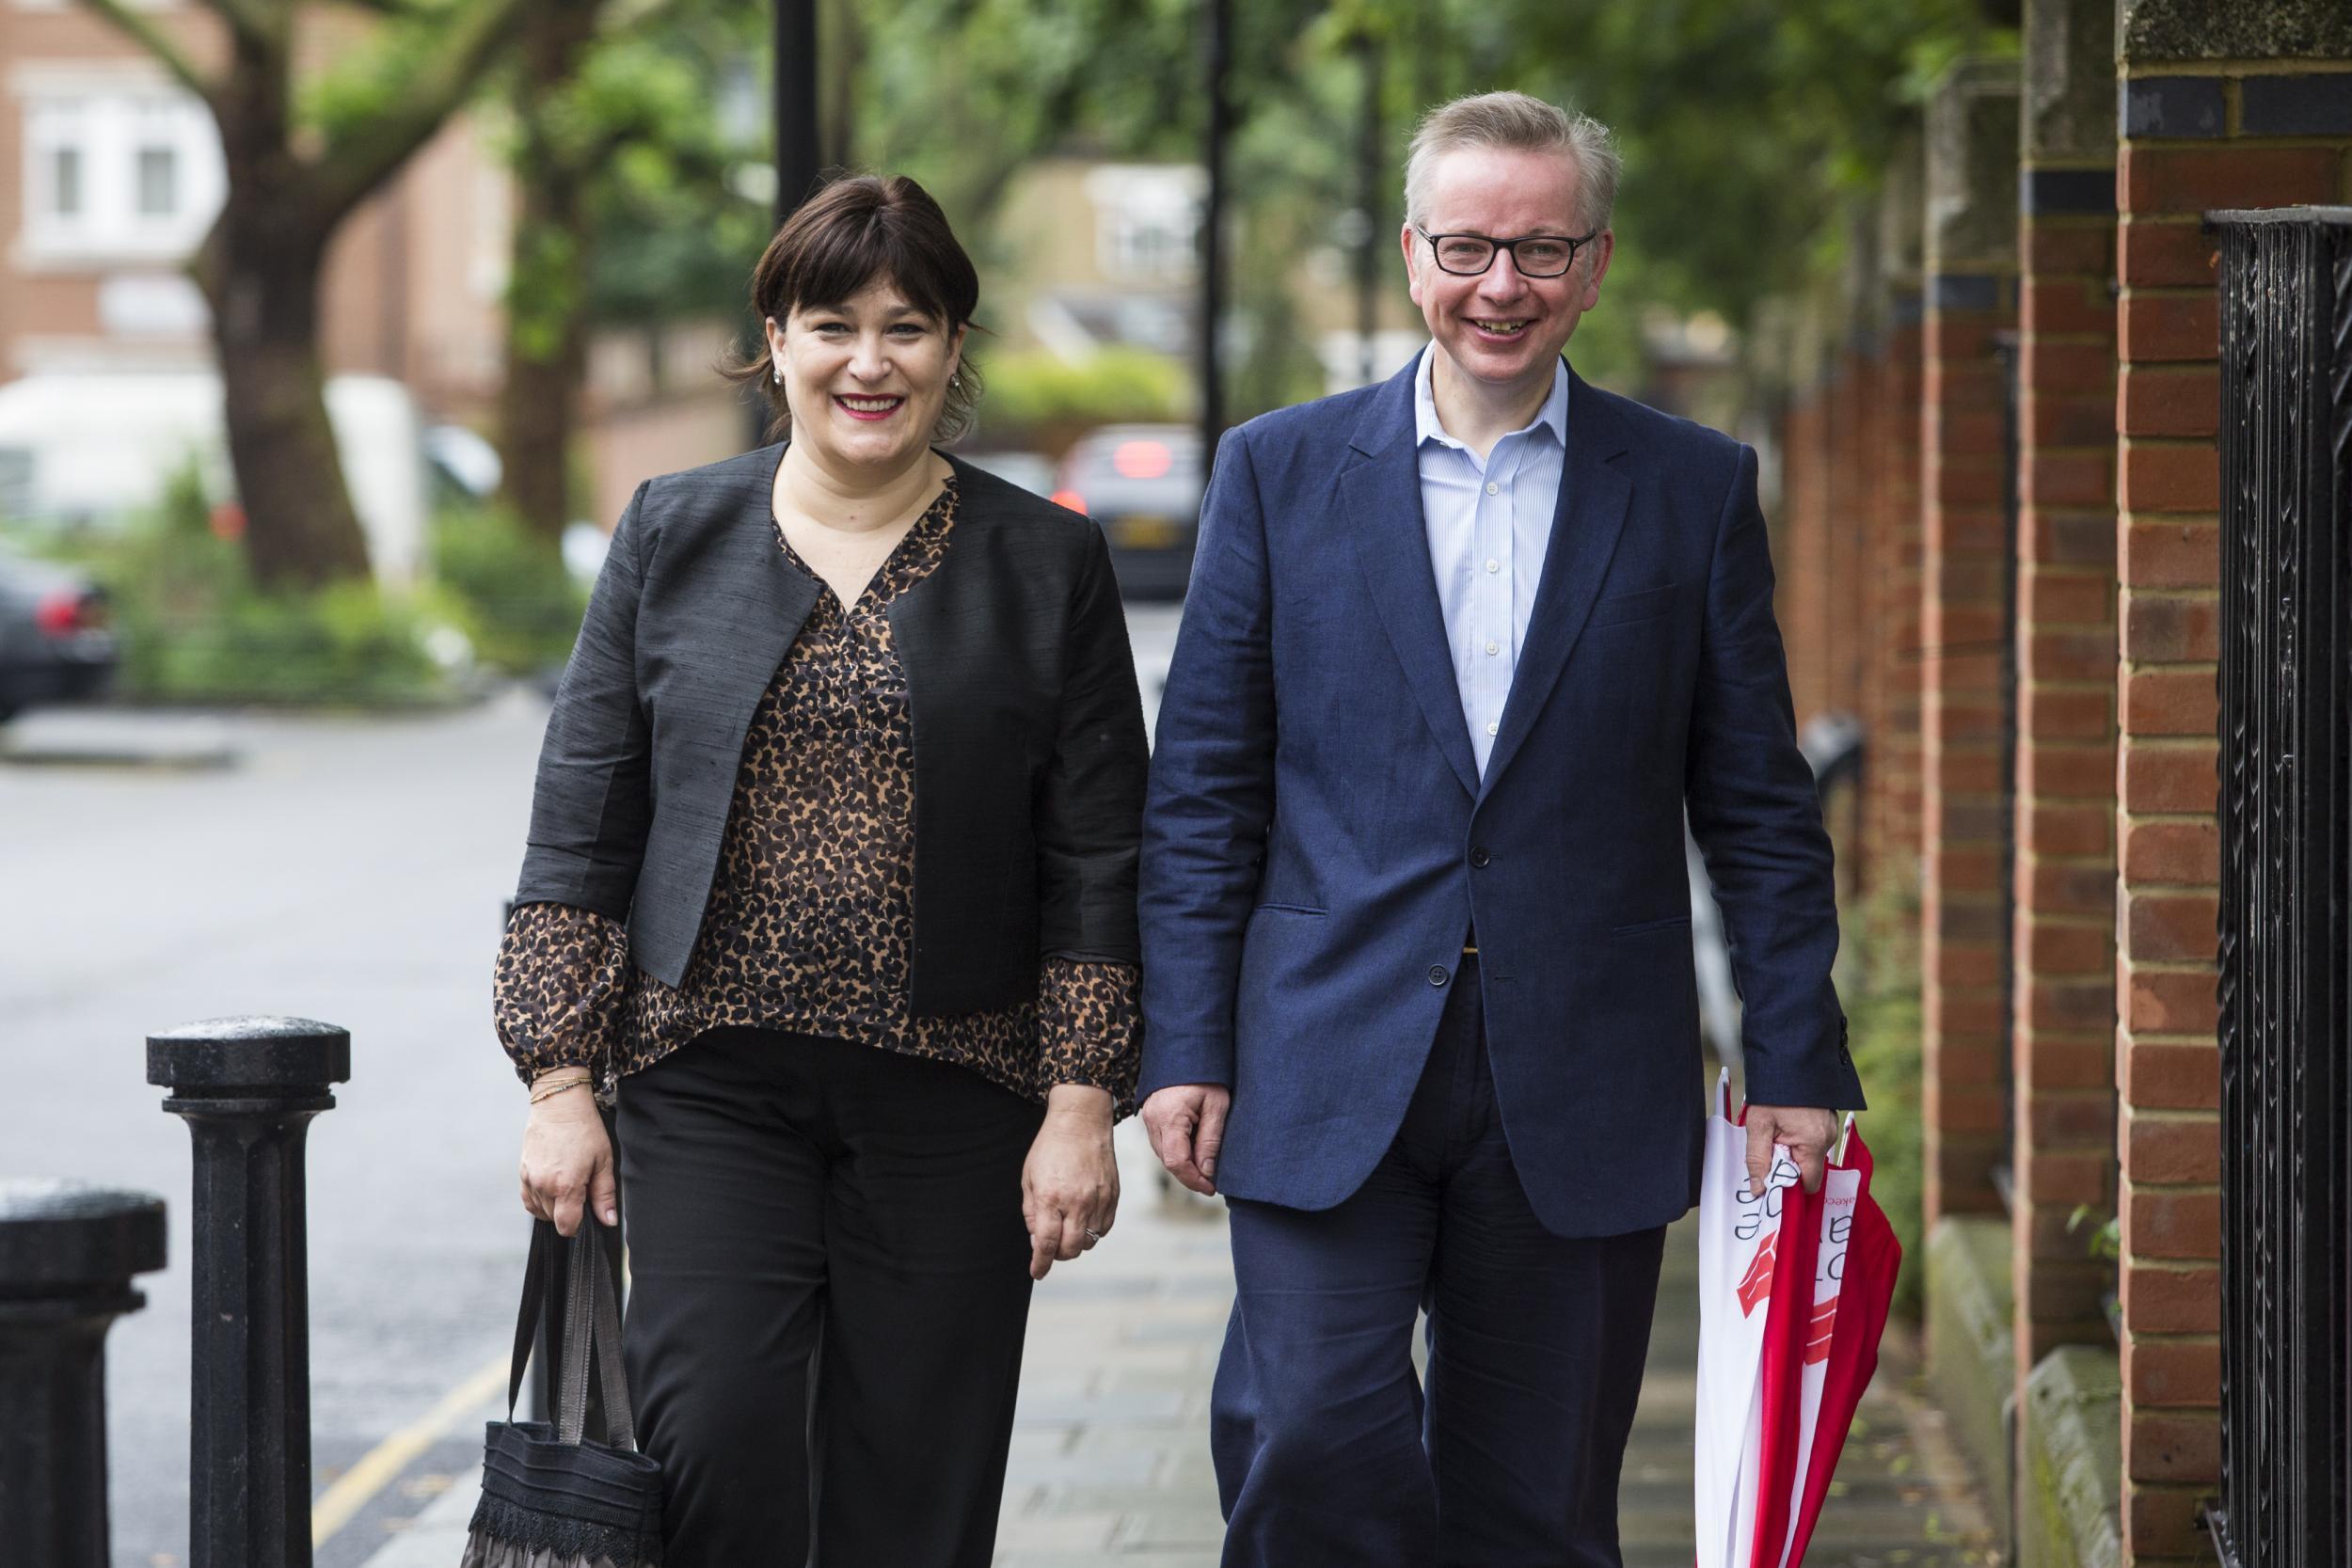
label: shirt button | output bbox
[1470,847,1491,867]
[1428,964,1450,987]
[1486,559,1501,574]
[1485,720,1499,736]
[1485,639,1500,657]
[1485,481,1500,496]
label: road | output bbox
[0,602,1183,1568]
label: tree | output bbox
[80,0,532,587]
[499,0,609,541]
[496,0,764,538]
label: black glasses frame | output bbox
[1414,227,1600,278]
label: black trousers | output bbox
[1213,954,1669,1567]
[616,1025,1044,1566]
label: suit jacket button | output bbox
[1429,965,1450,987]
[1470,847,1491,867]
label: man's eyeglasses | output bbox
[1414,228,1598,278]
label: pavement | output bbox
[0,705,241,769]
[358,1122,1998,1568]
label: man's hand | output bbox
[1744,1103,1840,1196]
[1140,1083,1233,1195]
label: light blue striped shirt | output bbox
[1413,343,1571,777]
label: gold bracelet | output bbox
[529,1074,593,1105]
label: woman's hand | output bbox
[1023,1085,1118,1280]
[520,1074,617,1238]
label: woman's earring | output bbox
[950,370,961,388]
[772,364,782,384]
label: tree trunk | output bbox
[499,0,601,543]
[197,204,372,591]
[495,215,588,542]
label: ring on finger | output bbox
[1083,1227,1104,1243]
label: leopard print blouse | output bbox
[494,475,1139,1113]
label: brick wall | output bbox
[2112,38,2352,1561]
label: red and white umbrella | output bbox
[1693,1072,1902,1568]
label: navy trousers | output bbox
[1213,954,1669,1567]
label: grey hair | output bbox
[1403,91,1621,237]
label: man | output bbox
[1136,91,1866,1565]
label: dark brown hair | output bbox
[722,173,984,444]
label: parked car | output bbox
[0,546,116,721]
[1050,424,1205,600]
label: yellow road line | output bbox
[311,1351,509,1548]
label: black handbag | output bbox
[463,1218,664,1567]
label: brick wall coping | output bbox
[2201,203,2352,223]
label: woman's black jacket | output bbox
[513,444,1149,1016]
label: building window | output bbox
[136,146,176,217]
[18,86,220,261]
[1082,165,1204,286]
[51,145,83,217]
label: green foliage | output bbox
[564,0,777,332]
[1843,883,1926,1322]
[2067,1205,2122,1262]
[975,348,1190,441]
[428,499,586,674]
[97,467,456,707]
[853,0,1208,220]
[302,6,459,147]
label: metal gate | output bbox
[2209,205,2352,1568]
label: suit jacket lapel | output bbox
[1342,363,1480,799]
[703,442,821,730]
[1480,372,1633,795]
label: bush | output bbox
[428,499,585,676]
[973,347,1190,451]
[102,466,457,707]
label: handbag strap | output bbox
[503,1219,557,1418]
[555,1215,638,1451]
[504,1218,638,1451]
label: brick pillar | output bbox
[1826,347,1868,721]
[2010,0,2121,1387]
[1919,58,2020,1230]
[2114,3,2352,1560]
[1864,142,1928,904]
[1781,389,1829,723]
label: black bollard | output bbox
[0,1179,167,1568]
[149,1016,349,1568]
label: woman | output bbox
[493,173,1146,1565]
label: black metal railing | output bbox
[2208,204,2352,1568]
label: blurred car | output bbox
[0,546,116,721]
[959,449,1057,500]
[423,422,503,505]
[1050,425,1205,600]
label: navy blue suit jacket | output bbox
[1136,358,1866,1239]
